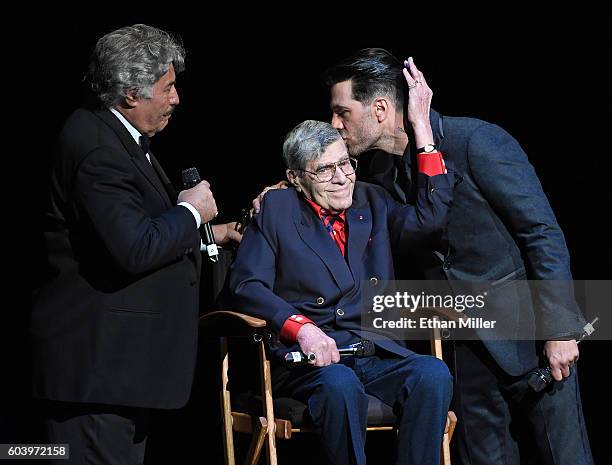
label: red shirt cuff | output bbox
[280,314,315,344]
[417,151,447,176]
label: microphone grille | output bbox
[181,167,201,188]
[359,339,375,357]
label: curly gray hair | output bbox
[87,24,185,107]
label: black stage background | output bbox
[8,4,610,464]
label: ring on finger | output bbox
[408,80,422,89]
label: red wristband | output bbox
[280,314,315,344]
[417,151,447,176]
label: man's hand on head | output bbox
[403,57,435,148]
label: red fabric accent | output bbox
[304,198,347,257]
[280,314,315,344]
[417,151,447,176]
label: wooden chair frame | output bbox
[200,310,458,465]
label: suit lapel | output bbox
[346,203,373,278]
[95,110,173,208]
[149,151,178,203]
[293,198,355,294]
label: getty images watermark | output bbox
[371,290,492,330]
[360,280,609,341]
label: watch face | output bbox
[423,144,436,153]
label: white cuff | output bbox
[178,202,201,228]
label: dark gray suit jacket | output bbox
[361,110,586,376]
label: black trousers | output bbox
[42,401,149,465]
[451,341,593,465]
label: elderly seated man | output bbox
[228,119,455,465]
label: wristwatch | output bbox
[417,143,437,153]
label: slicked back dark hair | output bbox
[324,48,405,111]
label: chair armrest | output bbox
[200,310,268,337]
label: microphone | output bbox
[181,167,219,263]
[526,317,598,392]
[284,339,376,366]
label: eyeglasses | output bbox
[297,157,358,183]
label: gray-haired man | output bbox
[32,24,239,464]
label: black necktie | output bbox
[139,135,151,155]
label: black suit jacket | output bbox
[32,108,202,409]
[361,110,587,376]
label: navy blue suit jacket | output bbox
[229,176,453,363]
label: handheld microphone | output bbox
[181,167,219,263]
[284,339,376,366]
[527,317,598,392]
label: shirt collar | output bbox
[303,197,346,221]
[109,107,143,145]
